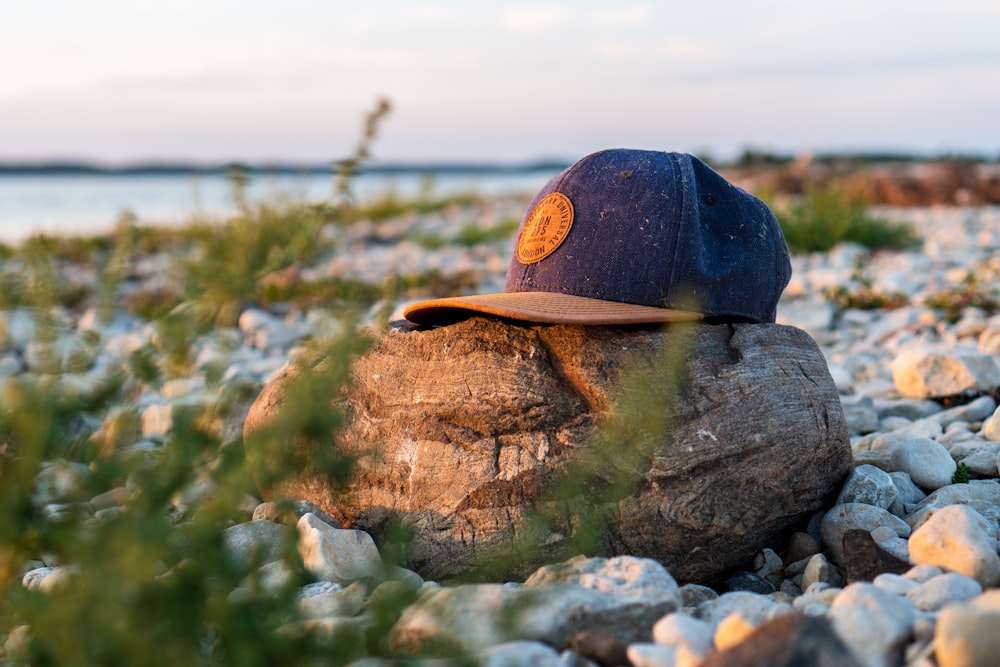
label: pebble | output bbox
[829,582,916,667]
[652,613,714,659]
[908,504,1000,588]
[221,519,290,572]
[871,433,957,490]
[7,204,1000,664]
[891,347,1000,398]
[835,464,898,508]
[934,590,1000,667]
[820,503,911,567]
[905,572,982,611]
[297,513,384,584]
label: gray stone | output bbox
[871,573,917,596]
[820,503,911,567]
[872,536,910,564]
[801,554,845,591]
[957,441,1000,476]
[905,572,982,611]
[909,504,1000,588]
[901,564,944,583]
[626,643,677,667]
[827,363,855,393]
[478,641,563,667]
[253,559,298,592]
[873,398,942,421]
[935,590,1000,667]
[887,471,926,517]
[784,531,824,564]
[983,405,1000,441]
[870,433,956,491]
[720,571,774,594]
[980,326,1000,355]
[253,498,342,529]
[0,309,36,351]
[679,583,718,608]
[840,396,880,435]
[32,460,92,507]
[697,591,791,628]
[297,513,383,584]
[389,556,681,654]
[775,300,836,336]
[245,319,851,583]
[932,395,997,426]
[904,480,1000,528]
[891,347,1000,398]
[651,612,714,658]
[835,465,898,509]
[0,352,23,376]
[222,519,291,572]
[829,582,916,667]
[21,567,59,591]
[296,580,367,619]
[894,418,944,440]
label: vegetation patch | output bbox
[924,273,1000,323]
[765,184,919,253]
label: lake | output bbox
[0,169,558,245]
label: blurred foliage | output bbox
[924,273,1000,323]
[0,97,422,666]
[763,184,919,253]
[825,282,910,312]
[824,255,909,312]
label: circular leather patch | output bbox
[515,192,575,264]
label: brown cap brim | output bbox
[402,292,703,326]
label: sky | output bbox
[2,0,999,165]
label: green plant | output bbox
[952,462,972,484]
[0,97,423,665]
[766,184,918,253]
[413,217,520,250]
[824,256,909,312]
[334,97,393,202]
[925,273,1000,323]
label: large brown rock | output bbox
[244,317,851,583]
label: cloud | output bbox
[502,3,653,33]
[501,6,571,33]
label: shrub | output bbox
[824,257,909,312]
[766,184,919,253]
[924,273,1000,323]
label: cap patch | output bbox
[516,192,574,264]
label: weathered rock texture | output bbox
[244,317,851,583]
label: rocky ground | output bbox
[3,198,1000,666]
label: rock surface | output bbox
[389,555,681,654]
[245,317,852,582]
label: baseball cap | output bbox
[403,149,791,326]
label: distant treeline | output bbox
[726,149,1000,168]
[0,160,573,177]
[1,151,997,176]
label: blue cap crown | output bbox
[504,149,791,323]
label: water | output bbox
[0,169,557,245]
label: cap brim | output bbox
[402,292,703,326]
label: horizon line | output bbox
[0,148,997,177]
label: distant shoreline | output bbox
[0,160,573,178]
[0,150,996,177]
